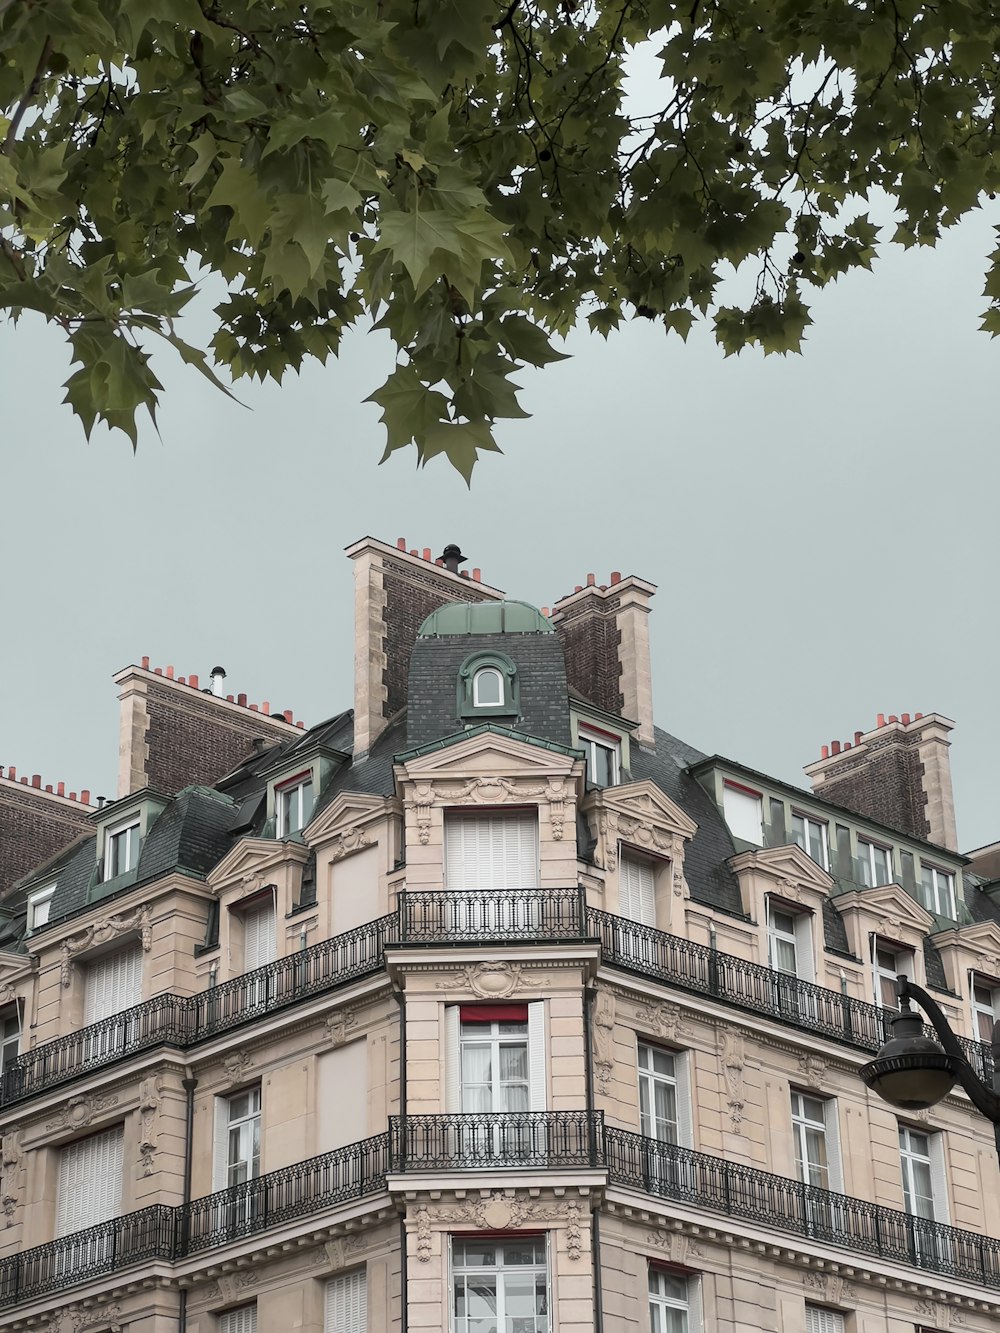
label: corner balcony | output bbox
[397,887,587,942]
[389,1109,605,1171]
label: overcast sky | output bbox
[2,208,998,851]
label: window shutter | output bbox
[805,1306,844,1333]
[84,946,142,1023]
[929,1132,950,1224]
[325,1269,367,1332]
[620,855,656,925]
[686,1275,703,1333]
[219,1307,257,1333]
[213,1096,231,1192]
[444,1006,461,1113]
[56,1126,123,1235]
[823,1099,844,1193]
[794,913,815,983]
[243,897,276,970]
[528,1001,547,1111]
[445,814,538,891]
[674,1051,694,1150]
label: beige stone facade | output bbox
[1,538,999,1333]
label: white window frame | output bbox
[445,1003,546,1113]
[26,884,55,932]
[472,666,504,708]
[237,893,277,972]
[649,1268,701,1333]
[857,837,893,888]
[722,782,763,845]
[214,1086,262,1192]
[805,1306,845,1333]
[55,1125,124,1275]
[766,900,815,983]
[103,817,140,881]
[971,975,1000,1045]
[638,1043,693,1149]
[791,812,829,870]
[326,1268,367,1333]
[451,1236,550,1333]
[275,772,314,837]
[579,725,621,787]
[921,863,957,919]
[791,1090,842,1192]
[0,1009,18,1080]
[873,940,914,1009]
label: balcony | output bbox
[2,896,993,1111]
[4,1116,1000,1309]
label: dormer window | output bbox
[276,772,314,837]
[921,863,957,919]
[579,725,621,787]
[104,818,140,881]
[457,652,519,720]
[472,666,504,708]
[26,884,55,932]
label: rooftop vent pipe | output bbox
[210,666,227,698]
[439,544,467,575]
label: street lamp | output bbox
[861,975,1000,1164]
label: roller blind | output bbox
[83,946,142,1023]
[56,1126,123,1236]
[444,814,538,890]
[326,1269,367,1332]
[723,784,762,844]
[620,855,656,925]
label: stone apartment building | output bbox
[0,534,999,1333]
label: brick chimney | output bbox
[0,769,95,897]
[113,660,300,797]
[804,713,957,850]
[345,537,504,758]
[550,573,657,747]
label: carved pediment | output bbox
[583,781,696,874]
[835,882,934,937]
[208,836,310,894]
[586,780,698,841]
[730,844,834,895]
[931,920,1000,980]
[306,791,397,843]
[0,952,29,1004]
[396,730,581,786]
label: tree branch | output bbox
[3,34,52,155]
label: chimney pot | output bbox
[877,713,886,728]
[854,731,863,746]
[902,712,911,725]
[844,741,851,750]
[888,714,898,723]
[81,789,91,804]
[296,720,304,729]
[210,666,227,698]
[409,548,418,556]
[166,665,174,679]
[423,547,432,561]
[541,607,550,618]
[249,703,258,712]
[473,568,481,582]
[141,655,150,669]
[189,674,199,690]
[70,791,76,802]
[575,585,583,593]
[821,745,829,759]
[460,570,469,578]
[397,537,407,550]
[19,777,26,784]
[178,675,186,685]
[226,694,234,702]
[6,767,13,781]
[610,571,621,583]
[237,692,247,707]
[435,558,444,566]
[57,782,65,796]
[154,667,163,675]
[831,741,841,755]
[44,783,52,793]
[31,774,41,788]
[283,709,293,723]
[262,701,270,715]
[587,573,596,586]
[915,712,924,719]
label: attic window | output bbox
[457,652,519,720]
[276,772,314,837]
[27,884,55,933]
[104,818,140,882]
[579,725,620,787]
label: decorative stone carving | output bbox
[646,1230,703,1264]
[435,961,544,999]
[634,1000,688,1043]
[1,1127,23,1225]
[322,1235,366,1270]
[137,1075,163,1176]
[804,1272,855,1306]
[597,807,684,876]
[774,877,801,903]
[796,1053,827,1087]
[217,1272,257,1303]
[406,776,571,844]
[543,779,568,840]
[222,1051,253,1084]
[563,1198,583,1260]
[331,826,372,860]
[46,1092,119,1133]
[69,1303,123,1332]
[718,1028,746,1129]
[0,980,17,1005]
[592,990,615,1094]
[415,1204,433,1262]
[406,782,436,844]
[61,905,152,986]
[433,1191,586,1250]
[326,1010,359,1047]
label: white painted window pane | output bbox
[621,855,656,925]
[723,786,762,844]
[56,1127,123,1235]
[326,1269,367,1333]
[84,945,142,1023]
[219,1307,257,1333]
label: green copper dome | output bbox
[418,600,555,637]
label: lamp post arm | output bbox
[897,977,1000,1122]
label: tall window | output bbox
[649,1269,697,1333]
[452,1237,549,1333]
[857,838,892,888]
[104,818,140,880]
[620,854,657,926]
[578,726,620,787]
[240,895,277,971]
[218,1309,257,1333]
[972,979,999,1044]
[874,942,913,1010]
[899,1124,949,1265]
[791,1092,831,1188]
[792,813,829,870]
[766,901,815,1013]
[56,1126,123,1273]
[445,813,539,892]
[84,944,142,1024]
[215,1087,262,1191]
[0,1009,19,1081]
[460,1016,529,1113]
[638,1044,680,1144]
[921,864,957,919]
[276,773,314,837]
[722,783,763,845]
[326,1270,366,1333]
[767,906,799,976]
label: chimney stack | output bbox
[804,713,958,850]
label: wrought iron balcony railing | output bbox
[389,1110,604,1171]
[5,1115,1000,1309]
[398,887,586,942]
[3,894,994,1111]
[605,1127,1000,1287]
[586,907,995,1083]
[0,913,397,1106]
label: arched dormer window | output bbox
[458,652,519,720]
